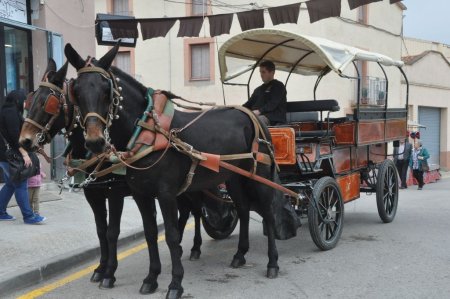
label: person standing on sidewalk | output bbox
[394,139,412,189]
[409,140,430,190]
[0,90,46,224]
[27,148,50,215]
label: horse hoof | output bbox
[230,256,246,268]
[189,250,201,260]
[267,267,279,279]
[139,281,158,294]
[99,277,116,289]
[90,272,104,283]
[166,288,183,299]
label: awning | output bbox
[218,28,404,82]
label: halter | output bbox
[76,58,123,143]
[25,80,73,144]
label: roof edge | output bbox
[402,50,450,67]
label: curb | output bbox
[0,223,165,296]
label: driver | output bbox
[243,60,287,126]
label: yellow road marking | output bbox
[17,222,195,299]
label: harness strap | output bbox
[220,152,272,165]
[25,118,46,131]
[39,82,65,95]
[77,66,111,79]
[83,112,108,126]
[176,158,199,196]
[219,161,298,199]
[67,152,109,176]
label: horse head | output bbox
[19,59,69,151]
[64,43,122,154]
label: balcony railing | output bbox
[359,76,386,106]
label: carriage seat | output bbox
[286,100,339,139]
[286,100,339,123]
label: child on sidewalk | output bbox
[28,149,51,215]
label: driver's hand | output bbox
[252,110,260,116]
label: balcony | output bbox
[359,76,386,106]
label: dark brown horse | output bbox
[65,43,299,299]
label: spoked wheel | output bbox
[376,160,399,223]
[308,176,344,251]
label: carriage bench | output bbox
[286,99,340,139]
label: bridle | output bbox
[25,80,74,144]
[75,58,123,144]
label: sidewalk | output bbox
[0,182,163,296]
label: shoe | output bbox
[418,187,422,190]
[399,186,405,189]
[0,213,16,221]
[24,215,46,224]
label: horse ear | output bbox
[48,61,69,88]
[45,58,57,73]
[42,58,57,81]
[97,41,121,70]
[64,43,85,70]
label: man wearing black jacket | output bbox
[243,60,287,126]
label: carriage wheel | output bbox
[376,159,399,223]
[308,176,344,251]
[201,204,238,240]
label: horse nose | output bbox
[85,137,106,154]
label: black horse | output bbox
[65,43,299,299]
[19,59,237,292]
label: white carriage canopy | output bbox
[218,29,404,82]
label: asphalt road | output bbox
[10,179,450,299]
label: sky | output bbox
[402,0,450,45]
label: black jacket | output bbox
[243,79,287,125]
[0,91,25,162]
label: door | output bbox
[418,107,440,167]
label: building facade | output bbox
[95,0,406,119]
[402,38,450,170]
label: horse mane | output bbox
[109,66,147,95]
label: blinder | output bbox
[44,93,61,115]
[24,92,34,111]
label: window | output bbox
[190,44,210,80]
[113,0,130,16]
[192,0,207,16]
[115,51,131,75]
[184,38,214,82]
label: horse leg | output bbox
[189,200,202,261]
[84,189,108,283]
[133,195,160,294]
[226,178,250,268]
[99,191,125,289]
[251,182,279,278]
[158,192,184,299]
[177,195,190,258]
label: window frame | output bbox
[184,38,215,83]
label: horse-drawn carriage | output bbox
[20,29,408,298]
[218,29,408,250]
